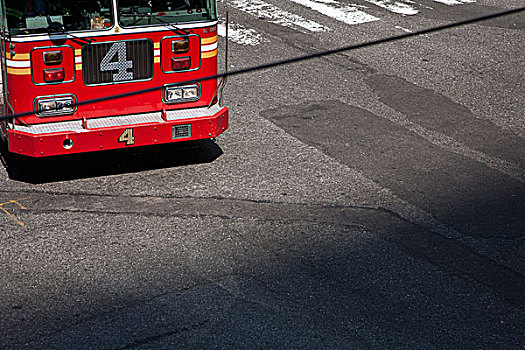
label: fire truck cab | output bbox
[0,0,228,157]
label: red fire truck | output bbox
[0,0,228,157]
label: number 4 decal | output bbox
[119,129,135,146]
[100,42,133,82]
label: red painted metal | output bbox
[9,107,228,157]
[1,21,227,157]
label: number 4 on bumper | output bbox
[118,128,135,145]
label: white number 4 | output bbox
[100,42,133,82]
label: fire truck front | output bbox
[1,0,228,157]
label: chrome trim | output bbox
[12,105,224,135]
[87,112,162,129]
[165,104,222,121]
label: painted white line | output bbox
[395,25,412,32]
[230,0,329,32]
[288,0,379,25]
[364,0,419,15]
[218,22,263,46]
[434,0,476,5]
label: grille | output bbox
[172,124,192,139]
[82,40,153,85]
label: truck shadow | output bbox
[1,139,223,184]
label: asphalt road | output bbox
[1,1,524,349]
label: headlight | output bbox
[38,99,57,113]
[36,96,76,116]
[55,98,75,113]
[166,87,183,101]
[165,84,200,103]
[183,86,199,99]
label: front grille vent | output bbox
[82,40,153,85]
[172,124,192,139]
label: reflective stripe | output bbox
[201,36,217,45]
[6,60,31,68]
[7,67,31,75]
[201,49,217,59]
[202,42,218,52]
[9,53,30,61]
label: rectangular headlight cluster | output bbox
[37,97,75,115]
[165,84,200,103]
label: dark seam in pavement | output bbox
[113,320,209,350]
[0,189,381,210]
[18,281,218,348]
[23,207,371,231]
[5,189,522,240]
[3,191,525,309]
[0,189,402,223]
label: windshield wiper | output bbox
[121,13,189,35]
[46,20,94,45]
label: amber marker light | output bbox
[43,51,63,65]
[172,38,190,53]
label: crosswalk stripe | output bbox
[219,0,479,46]
[288,0,379,25]
[364,0,419,15]
[434,0,476,5]
[229,0,329,32]
[218,22,263,46]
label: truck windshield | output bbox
[118,0,216,27]
[5,0,114,36]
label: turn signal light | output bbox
[43,50,63,65]
[172,38,189,53]
[171,57,191,71]
[43,68,65,82]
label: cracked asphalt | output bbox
[1,1,525,349]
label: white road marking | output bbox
[433,0,476,5]
[229,0,329,32]
[218,22,263,46]
[364,0,419,15]
[395,25,412,32]
[288,0,379,25]
[219,0,477,45]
